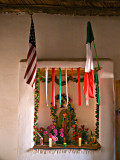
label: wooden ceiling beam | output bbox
[0,4,120,16]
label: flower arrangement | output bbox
[71,131,82,144]
[36,127,45,137]
[43,124,64,142]
[78,125,89,144]
[50,93,78,144]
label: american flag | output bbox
[24,16,37,89]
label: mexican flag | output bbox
[83,21,95,101]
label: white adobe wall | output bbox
[0,13,118,160]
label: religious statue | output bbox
[58,109,71,136]
[62,112,68,136]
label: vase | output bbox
[44,135,49,143]
[52,141,56,146]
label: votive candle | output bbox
[63,143,67,147]
[78,137,82,147]
[49,138,52,147]
[40,137,43,145]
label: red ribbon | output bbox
[72,68,74,104]
[77,68,81,106]
[52,68,55,106]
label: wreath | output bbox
[50,93,78,144]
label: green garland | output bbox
[33,68,100,142]
[33,70,39,142]
[40,75,84,85]
[50,93,78,144]
[94,68,100,138]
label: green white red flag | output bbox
[83,21,95,103]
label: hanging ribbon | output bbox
[52,68,55,106]
[59,68,61,107]
[45,68,48,106]
[77,68,81,106]
[65,68,68,106]
[72,68,74,105]
[38,68,40,106]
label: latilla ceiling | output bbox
[0,0,120,16]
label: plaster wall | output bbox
[0,13,117,160]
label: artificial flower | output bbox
[81,125,84,129]
[72,124,76,128]
[59,128,64,133]
[44,131,48,135]
[53,129,57,135]
[47,126,51,132]
[50,124,55,129]
[40,127,44,131]
[60,132,64,137]
[52,135,56,141]
[49,133,52,138]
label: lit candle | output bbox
[49,138,52,147]
[78,137,82,147]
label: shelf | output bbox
[33,143,101,150]
[39,67,100,76]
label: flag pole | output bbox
[93,40,100,70]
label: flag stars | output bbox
[29,20,36,47]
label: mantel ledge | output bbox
[28,144,101,154]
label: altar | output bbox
[18,60,115,160]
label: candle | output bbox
[49,138,52,147]
[40,137,43,145]
[63,143,67,147]
[78,137,82,147]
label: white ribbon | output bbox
[66,68,68,106]
[46,68,48,107]
[86,100,89,106]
